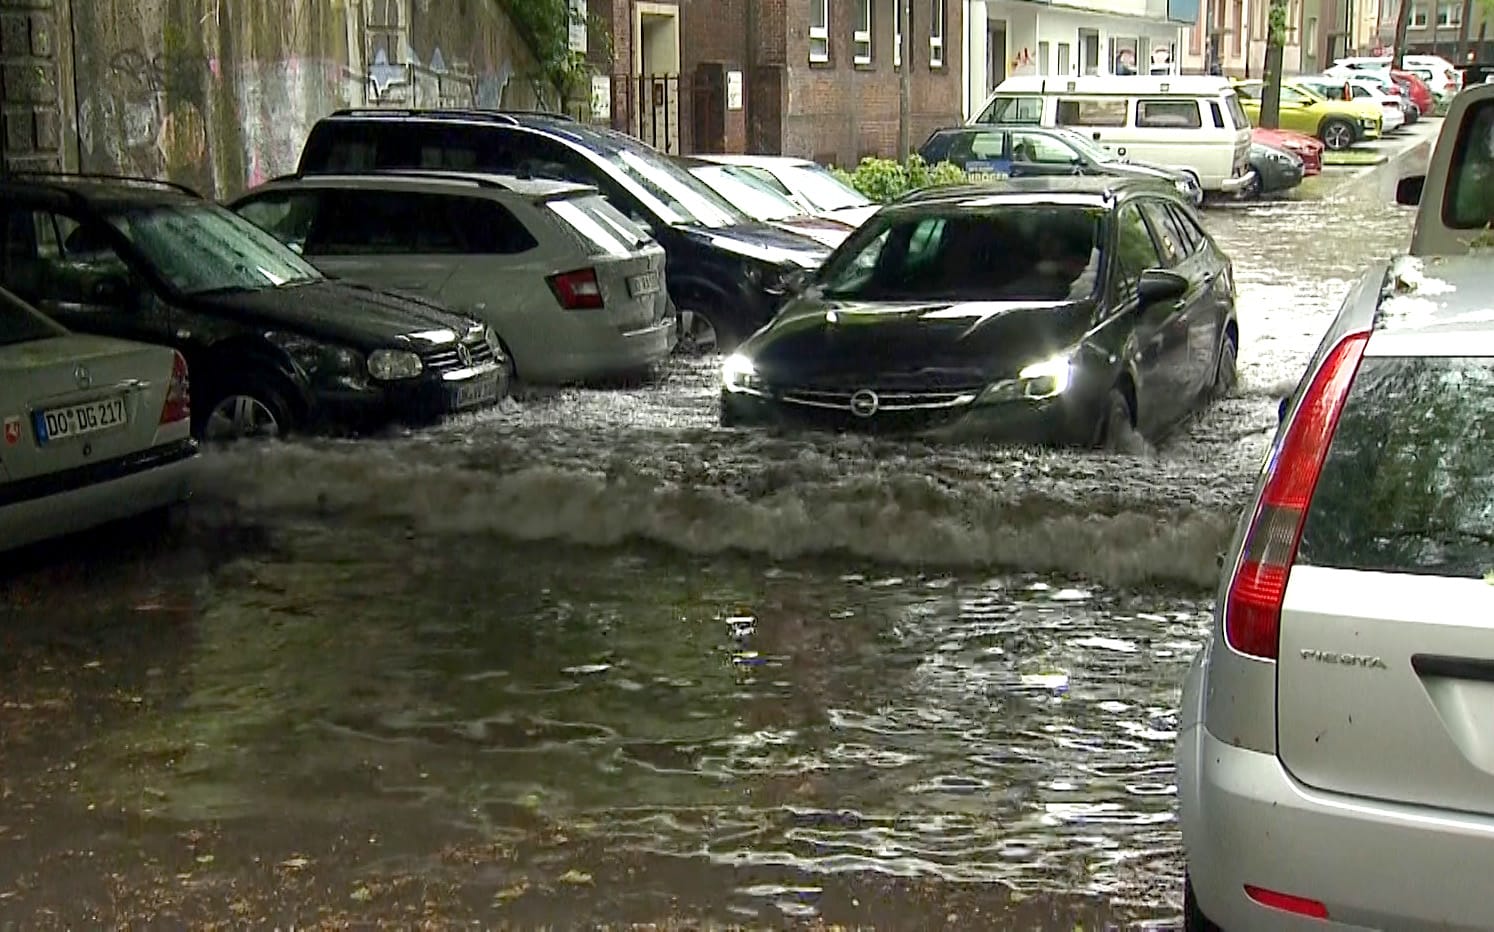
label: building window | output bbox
[1037,41,1050,74]
[894,0,903,67]
[1288,0,1301,40]
[1437,1,1462,26]
[930,0,946,68]
[1410,3,1429,27]
[1056,42,1072,75]
[1306,15,1318,50]
[854,0,873,65]
[810,0,829,63]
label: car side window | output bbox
[1110,204,1163,304]
[306,190,417,254]
[1208,101,1225,128]
[235,192,321,253]
[1167,204,1207,254]
[448,197,540,254]
[0,208,132,307]
[1136,99,1203,129]
[1011,132,1077,164]
[970,132,1006,159]
[1444,99,1494,230]
[1140,200,1190,266]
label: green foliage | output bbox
[498,0,609,106]
[836,154,970,202]
[1267,0,1289,45]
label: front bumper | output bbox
[316,362,508,431]
[1218,170,1258,194]
[1178,650,1494,930]
[0,439,197,552]
[719,390,1100,447]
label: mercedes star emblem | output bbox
[849,389,880,418]
[74,364,92,389]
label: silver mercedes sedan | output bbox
[0,286,196,551]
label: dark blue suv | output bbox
[296,110,832,353]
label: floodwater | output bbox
[0,192,1415,928]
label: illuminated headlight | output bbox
[266,330,365,384]
[979,355,1073,403]
[721,352,766,395]
[367,348,424,381]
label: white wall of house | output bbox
[964,0,1185,118]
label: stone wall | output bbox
[52,0,544,198]
[0,0,77,173]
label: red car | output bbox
[1391,68,1436,114]
[1252,127,1324,176]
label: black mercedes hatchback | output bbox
[719,177,1239,449]
[0,174,507,441]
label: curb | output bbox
[1326,121,1439,204]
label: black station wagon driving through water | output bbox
[719,177,1239,449]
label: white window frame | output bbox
[854,0,873,65]
[1436,1,1461,26]
[930,0,945,68]
[809,0,830,63]
[894,0,903,67]
[1410,3,1429,26]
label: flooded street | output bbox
[1,192,1416,927]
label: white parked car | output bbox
[1178,82,1494,932]
[1318,70,1414,129]
[0,287,196,552]
[231,171,677,386]
[691,155,881,228]
[1333,54,1463,98]
[675,157,855,249]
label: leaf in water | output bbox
[558,869,593,885]
[493,880,531,902]
[279,857,310,869]
[350,885,373,902]
[562,663,612,675]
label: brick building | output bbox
[587,0,964,168]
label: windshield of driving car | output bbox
[775,164,873,212]
[0,287,64,346]
[106,203,323,296]
[603,144,745,229]
[689,165,802,221]
[818,205,1106,303]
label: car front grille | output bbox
[422,339,497,374]
[777,386,982,412]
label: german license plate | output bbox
[627,271,661,297]
[449,373,500,411]
[34,396,128,445]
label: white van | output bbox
[968,75,1255,198]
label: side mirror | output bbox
[1278,396,1290,424]
[1136,268,1188,305]
[1395,174,1425,206]
[89,275,135,308]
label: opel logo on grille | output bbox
[74,365,92,389]
[849,389,880,418]
[456,343,473,368]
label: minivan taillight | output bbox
[160,351,190,425]
[1224,330,1368,660]
[547,268,604,309]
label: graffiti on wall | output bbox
[88,47,215,186]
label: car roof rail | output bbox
[325,107,576,125]
[0,170,203,198]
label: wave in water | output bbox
[192,442,1237,590]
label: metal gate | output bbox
[622,73,680,153]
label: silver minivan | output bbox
[231,171,675,385]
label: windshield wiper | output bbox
[189,284,260,297]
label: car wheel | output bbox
[676,306,738,357]
[1320,118,1356,151]
[1099,386,1137,452]
[199,380,293,443]
[1184,875,1222,932]
[1212,332,1239,398]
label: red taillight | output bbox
[160,351,190,425]
[547,268,604,310]
[1245,884,1329,919]
[1224,330,1368,660]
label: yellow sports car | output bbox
[1233,79,1382,150]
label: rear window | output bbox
[0,288,63,346]
[1298,356,1494,578]
[546,193,651,257]
[1443,98,1494,231]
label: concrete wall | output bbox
[66,0,543,198]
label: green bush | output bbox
[834,154,970,203]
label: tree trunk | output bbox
[1260,0,1287,129]
[1393,0,1412,67]
[898,0,913,163]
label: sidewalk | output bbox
[1308,117,1441,202]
